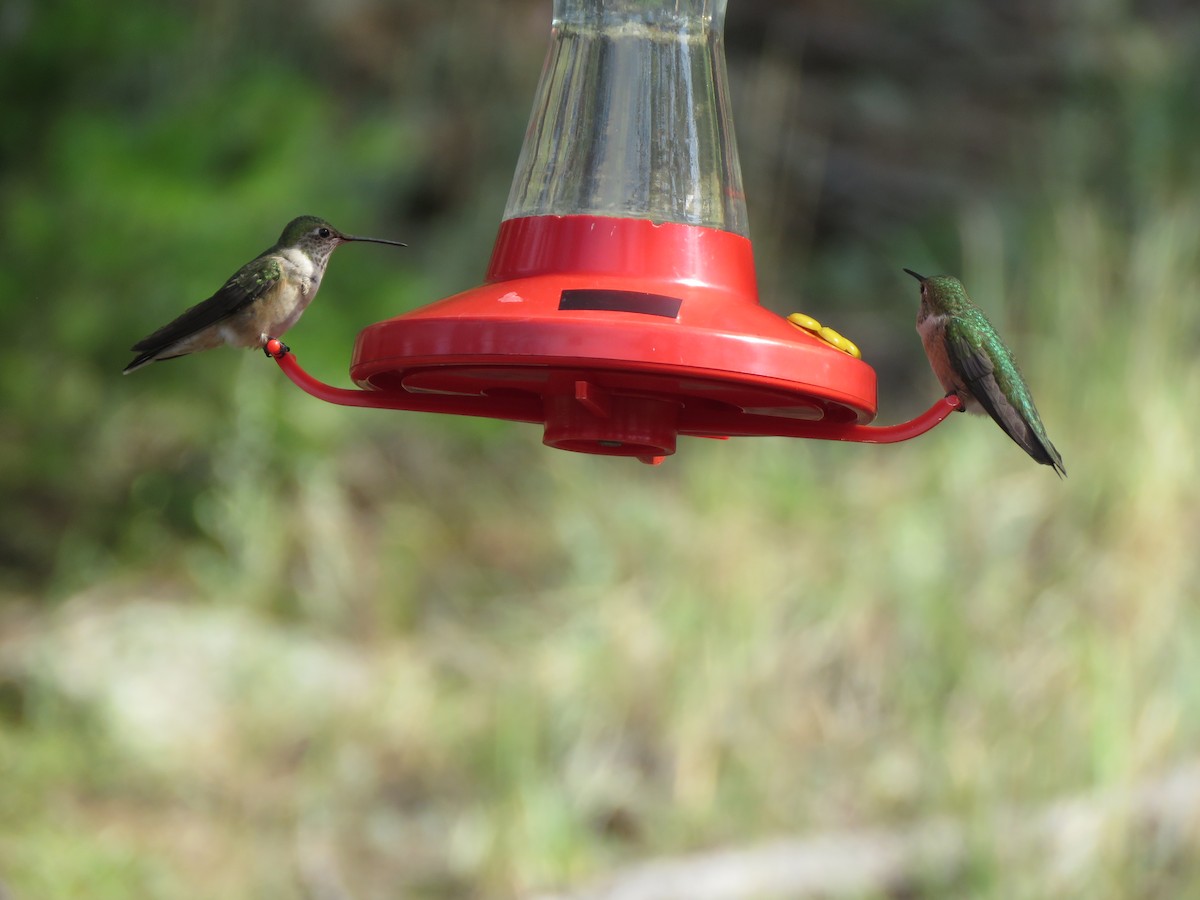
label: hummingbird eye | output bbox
[318,227,332,238]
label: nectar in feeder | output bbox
[270,0,959,460]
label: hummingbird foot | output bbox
[946,390,968,412]
[264,339,290,359]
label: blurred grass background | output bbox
[2,0,1200,897]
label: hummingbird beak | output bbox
[342,235,407,247]
[902,268,927,282]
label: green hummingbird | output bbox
[123,216,405,374]
[904,268,1065,476]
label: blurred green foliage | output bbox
[1,0,1200,898]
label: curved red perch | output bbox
[266,340,544,422]
[266,340,960,450]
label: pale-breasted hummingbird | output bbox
[123,216,405,373]
[904,268,1065,476]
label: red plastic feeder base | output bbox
[349,215,877,459]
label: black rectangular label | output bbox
[558,289,683,318]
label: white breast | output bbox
[280,247,319,286]
[261,249,323,339]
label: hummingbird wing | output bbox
[944,317,1066,475]
[126,257,283,364]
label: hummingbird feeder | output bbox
[269,0,959,464]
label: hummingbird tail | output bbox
[122,348,189,374]
[1003,416,1066,477]
[1043,441,1067,479]
[123,352,157,374]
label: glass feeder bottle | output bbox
[505,0,748,236]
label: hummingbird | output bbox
[123,215,405,373]
[904,268,1065,476]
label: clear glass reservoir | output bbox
[503,0,748,236]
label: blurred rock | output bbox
[23,597,379,777]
